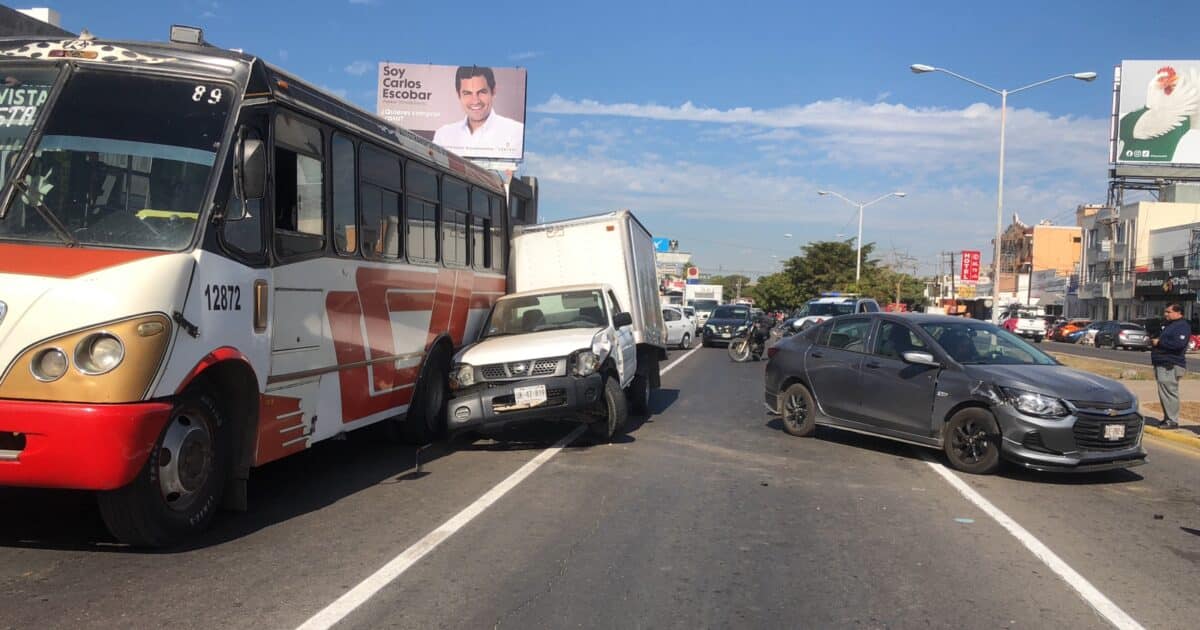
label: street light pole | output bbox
[910,64,1095,321]
[817,190,907,284]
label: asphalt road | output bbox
[1045,338,1200,372]
[2,347,1199,629]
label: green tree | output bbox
[748,273,799,310]
[783,240,877,300]
[708,274,752,300]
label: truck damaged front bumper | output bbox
[445,373,605,431]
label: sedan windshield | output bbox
[711,305,749,320]
[482,290,608,338]
[0,68,231,250]
[920,321,1056,366]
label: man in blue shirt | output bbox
[1151,303,1190,430]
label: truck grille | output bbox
[1072,414,1142,451]
[479,358,564,381]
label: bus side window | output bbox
[331,132,356,256]
[489,193,505,273]
[406,161,438,264]
[273,111,325,257]
[470,187,487,269]
[442,177,468,267]
[359,144,402,259]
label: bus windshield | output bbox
[0,68,231,250]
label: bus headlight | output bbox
[75,333,125,375]
[31,348,68,382]
[0,313,170,403]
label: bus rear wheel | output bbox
[397,347,450,444]
[98,393,230,548]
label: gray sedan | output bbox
[764,313,1146,474]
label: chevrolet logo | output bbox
[1105,408,1118,416]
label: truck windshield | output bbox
[482,289,609,338]
[0,68,231,250]
[692,299,719,313]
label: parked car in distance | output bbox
[790,294,881,329]
[1077,321,1111,345]
[1094,322,1151,350]
[702,303,753,347]
[662,305,697,349]
[765,313,1145,474]
[999,308,1046,342]
[1052,318,1091,342]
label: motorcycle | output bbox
[728,319,772,362]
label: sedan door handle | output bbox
[865,361,881,369]
[811,351,824,359]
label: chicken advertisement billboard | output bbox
[377,63,527,161]
[1115,60,1200,166]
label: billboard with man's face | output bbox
[376,63,527,161]
[1115,60,1200,165]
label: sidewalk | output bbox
[1121,380,1200,449]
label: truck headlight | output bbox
[573,350,600,376]
[449,364,475,390]
[1002,387,1069,418]
[736,325,749,333]
[74,333,125,375]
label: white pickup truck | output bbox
[444,210,666,440]
[445,284,640,439]
[1001,308,1046,343]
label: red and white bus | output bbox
[0,28,534,546]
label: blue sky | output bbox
[42,0,1200,276]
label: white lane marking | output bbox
[297,344,702,630]
[662,344,702,375]
[922,459,1145,630]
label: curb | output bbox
[1139,407,1200,452]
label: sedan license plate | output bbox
[1103,423,1126,441]
[513,384,547,408]
[721,333,731,338]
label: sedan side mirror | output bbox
[902,351,940,367]
[613,312,633,328]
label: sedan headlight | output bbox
[572,350,601,376]
[1001,387,1069,418]
[74,333,125,375]
[449,363,475,390]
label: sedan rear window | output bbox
[1119,324,1145,331]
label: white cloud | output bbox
[531,95,1108,181]
[344,60,373,76]
[509,51,543,62]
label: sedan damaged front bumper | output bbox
[994,403,1147,472]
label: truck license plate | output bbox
[1103,424,1125,440]
[513,384,547,407]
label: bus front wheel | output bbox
[98,392,231,548]
[397,347,450,444]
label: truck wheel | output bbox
[942,408,1001,475]
[778,383,817,437]
[587,377,627,442]
[97,393,230,547]
[679,333,691,350]
[398,348,450,444]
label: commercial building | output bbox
[992,215,1082,314]
[1077,195,1200,321]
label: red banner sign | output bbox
[960,250,981,282]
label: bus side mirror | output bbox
[234,130,266,206]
